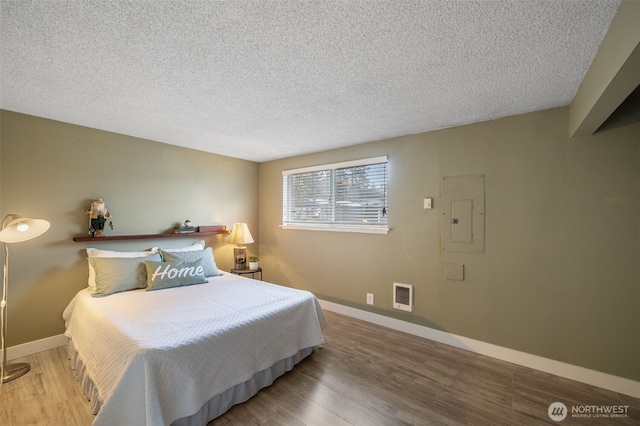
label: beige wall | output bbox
[0,110,258,346]
[259,106,640,381]
[2,106,637,382]
[570,0,640,136]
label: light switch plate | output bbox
[424,197,433,209]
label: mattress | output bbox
[63,272,327,425]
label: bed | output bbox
[63,248,327,426]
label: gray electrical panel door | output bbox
[441,174,485,253]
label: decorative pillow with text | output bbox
[160,247,220,277]
[144,258,208,291]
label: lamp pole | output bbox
[1,239,31,383]
[0,214,50,383]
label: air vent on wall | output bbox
[393,282,413,312]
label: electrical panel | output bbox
[441,174,485,253]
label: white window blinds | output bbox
[282,156,389,233]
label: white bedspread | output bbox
[63,273,327,426]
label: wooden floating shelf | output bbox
[73,226,229,242]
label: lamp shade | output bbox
[227,223,254,246]
[0,216,50,243]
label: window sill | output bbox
[280,225,389,234]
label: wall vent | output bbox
[393,282,413,312]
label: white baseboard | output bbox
[7,334,67,361]
[9,303,640,399]
[319,300,640,399]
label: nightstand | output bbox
[230,267,262,280]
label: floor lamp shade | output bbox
[1,214,50,383]
[0,216,50,243]
[228,223,254,270]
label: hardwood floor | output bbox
[1,310,638,425]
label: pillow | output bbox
[86,248,158,292]
[152,240,205,253]
[144,258,207,291]
[90,253,162,297]
[160,247,220,277]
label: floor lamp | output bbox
[0,214,50,383]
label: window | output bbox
[282,156,389,233]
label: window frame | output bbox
[282,156,389,234]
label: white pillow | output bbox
[151,240,205,253]
[86,247,159,291]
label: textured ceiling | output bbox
[0,1,621,162]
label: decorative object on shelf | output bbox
[248,256,259,271]
[173,220,196,234]
[198,226,221,233]
[227,223,254,270]
[175,225,196,233]
[0,214,50,383]
[85,198,112,237]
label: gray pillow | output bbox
[90,253,162,297]
[160,247,220,277]
[144,258,207,291]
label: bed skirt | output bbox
[67,339,103,415]
[172,346,314,425]
[67,338,314,425]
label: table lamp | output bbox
[228,223,254,270]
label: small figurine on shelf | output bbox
[85,198,112,237]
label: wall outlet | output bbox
[366,293,374,305]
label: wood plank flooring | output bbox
[1,310,638,425]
